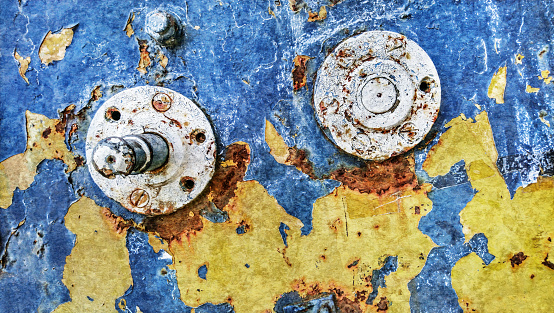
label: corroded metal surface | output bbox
[314,31,440,161]
[86,86,216,215]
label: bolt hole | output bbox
[180,177,195,191]
[105,107,121,121]
[106,155,115,164]
[377,93,382,98]
[419,77,434,93]
[196,132,206,143]
[192,129,206,144]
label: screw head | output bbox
[130,189,150,207]
[152,93,172,112]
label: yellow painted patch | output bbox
[515,53,524,64]
[487,66,507,104]
[124,12,135,37]
[39,27,75,65]
[538,70,552,84]
[525,85,540,93]
[14,50,31,84]
[53,197,132,313]
[265,119,290,164]
[422,110,554,312]
[168,177,434,312]
[0,111,76,208]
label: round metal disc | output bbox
[313,31,441,161]
[86,86,216,215]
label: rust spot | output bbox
[542,254,554,270]
[329,153,417,197]
[91,86,102,101]
[101,207,136,235]
[530,274,535,279]
[41,127,52,139]
[74,156,85,167]
[510,252,527,267]
[142,142,250,242]
[292,55,311,91]
[414,206,421,214]
[354,290,368,302]
[336,297,362,313]
[376,297,388,311]
[286,147,316,179]
[329,218,342,233]
[307,6,327,22]
[347,258,360,269]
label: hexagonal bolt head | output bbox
[145,10,182,46]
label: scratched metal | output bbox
[1,1,553,313]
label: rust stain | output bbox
[90,86,102,101]
[292,55,311,91]
[142,142,251,242]
[376,297,389,311]
[542,254,554,270]
[286,146,316,179]
[41,127,52,139]
[137,39,151,74]
[329,153,418,197]
[510,252,527,267]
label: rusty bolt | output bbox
[130,189,150,207]
[152,93,172,112]
[145,10,182,46]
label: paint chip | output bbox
[487,66,507,104]
[124,12,135,37]
[515,54,524,64]
[308,6,327,22]
[525,85,539,93]
[14,50,31,84]
[292,55,311,91]
[39,26,76,65]
[137,39,151,74]
[158,51,168,68]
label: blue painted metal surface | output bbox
[1,0,553,312]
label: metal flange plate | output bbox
[86,86,216,215]
[313,31,441,161]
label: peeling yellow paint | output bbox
[14,50,31,84]
[158,51,168,68]
[423,111,554,312]
[90,86,102,101]
[137,40,151,74]
[538,70,552,84]
[39,27,75,65]
[0,111,76,208]
[265,119,290,164]
[525,85,540,93]
[167,177,434,312]
[124,12,135,37]
[487,66,507,104]
[54,196,132,313]
[515,53,524,64]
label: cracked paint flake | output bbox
[124,12,135,38]
[487,66,507,104]
[53,196,132,313]
[13,50,30,84]
[0,111,77,208]
[137,39,151,74]
[423,112,554,312]
[265,120,290,164]
[158,51,168,68]
[307,6,327,22]
[38,27,75,65]
[538,70,552,84]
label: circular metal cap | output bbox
[313,31,441,161]
[86,86,216,215]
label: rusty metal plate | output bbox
[86,86,216,215]
[313,30,441,161]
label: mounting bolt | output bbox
[152,92,172,112]
[145,10,182,46]
[92,133,169,178]
[130,189,150,208]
